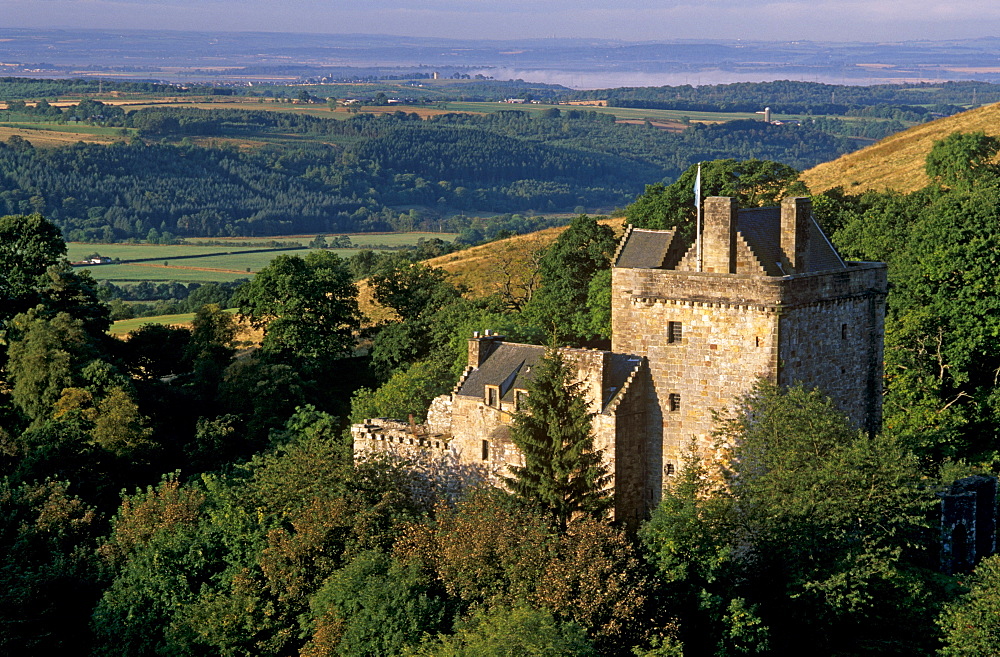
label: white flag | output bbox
[693,162,701,209]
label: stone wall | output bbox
[611,260,888,506]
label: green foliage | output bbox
[523,214,616,344]
[0,478,100,654]
[6,307,102,426]
[0,213,66,321]
[924,131,1000,189]
[625,159,806,242]
[370,262,465,322]
[235,251,360,362]
[829,158,1000,465]
[350,359,456,424]
[583,268,612,340]
[302,550,451,657]
[641,382,943,655]
[505,351,611,530]
[119,323,192,380]
[397,487,649,650]
[938,555,1000,655]
[218,356,307,447]
[407,603,596,657]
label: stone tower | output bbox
[612,196,888,509]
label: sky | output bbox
[5,0,1000,43]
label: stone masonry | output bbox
[354,196,889,522]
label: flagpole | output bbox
[694,162,702,272]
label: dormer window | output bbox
[485,385,500,408]
[514,389,529,411]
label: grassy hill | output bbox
[801,102,1000,194]
[357,218,624,324]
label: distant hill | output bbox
[801,102,1000,194]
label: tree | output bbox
[407,603,595,657]
[234,251,361,362]
[119,323,192,381]
[938,555,1000,655]
[0,213,66,322]
[642,381,942,655]
[370,263,464,322]
[6,307,102,426]
[301,550,451,657]
[625,159,806,242]
[925,131,1000,189]
[0,479,100,654]
[505,350,611,530]
[523,214,616,344]
[90,387,155,458]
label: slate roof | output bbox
[736,208,785,276]
[457,343,545,402]
[615,206,845,275]
[615,228,677,269]
[455,343,642,414]
[735,207,844,274]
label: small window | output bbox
[665,463,676,476]
[668,321,683,343]
[514,389,528,411]
[485,385,499,408]
[841,323,848,340]
[668,393,681,412]
[481,439,489,461]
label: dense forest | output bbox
[569,79,1000,115]
[3,129,1000,653]
[0,105,859,240]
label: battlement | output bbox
[352,195,889,522]
[613,260,886,314]
[351,419,451,454]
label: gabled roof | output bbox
[614,205,845,275]
[457,343,545,402]
[736,207,845,275]
[615,228,678,269]
[456,343,643,414]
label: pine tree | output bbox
[505,350,611,530]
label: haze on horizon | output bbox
[6,0,1000,43]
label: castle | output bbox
[353,196,889,524]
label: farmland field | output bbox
[109,307,244,337]
[109,312,200,336]
[156,250,339,271]
[66,243,279,261]
[182,231,456,247]
[80,263,252,283]
[69,232,458,284]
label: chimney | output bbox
[702,197,738,274]
[468,332,504,368]
[780,197,811,274]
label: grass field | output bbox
[66,243,277,261]
[435,101,759,124]
[0,124,122,147]
[182,231,456,248]
[69,231,458,284]
[109,307,247,338]
[81,264,252,283]
[110,312,199,336]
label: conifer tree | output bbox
[505,350,611,530]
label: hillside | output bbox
[356,218,623,323]
[801,102,1000,194]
